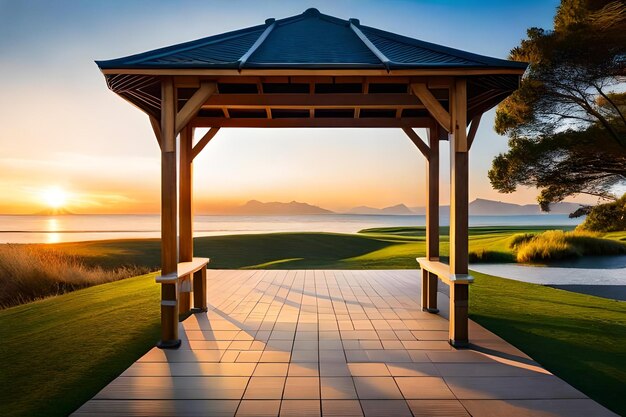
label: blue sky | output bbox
[0,0,570,213]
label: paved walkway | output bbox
[74,270,617,416]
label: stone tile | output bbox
[279,400,321,417]
[243,377,286,399]
[407,399,471,417]
[253,363,289,377]
[394,377,456,399]
[322,400,364,417]
[320,362,350,377]
[460,399,619,417]
[236,351,263,362]
[95,376,249,400]
[78,270,613,417]
[386,363,439,377]
[288,362,319,377]
[260,350,291,363]
[353,377,403,399]
[445,376,586,400]
[236,400,281,417]
[319,350,346,362]
[348,363,391,376]
[74,399,240,416]
[283,377,320,399]
[360,399,412,417]
[435,362,546,377]
[321,377,358,399]
[291,350,319,362]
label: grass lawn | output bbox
[2,228,626,416]
[0,272,161,417]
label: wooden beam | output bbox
[158,76,180,349]
[175,82,216,134]
[467,114,482,150]
[448,78,469,347]
[422,124,440,313]
[191,127,220,160]
[451,79,468,151]
[191,117,434,128]
[410,83,451,132]
[149,115,162,150]
[402,127,430,159]
[102,68,527,77]
[178,125,193,314]
[200,93,424,109]
[179,124,193,264]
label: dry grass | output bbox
[0,244,150,309]
[515,230,626,262]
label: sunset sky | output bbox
[1,0,593,214]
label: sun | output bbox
[42,186,68,209]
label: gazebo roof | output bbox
[96,8,526,71]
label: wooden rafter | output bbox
[191,127,220,160]
[200,93,423,109]
[191,117,434,128]
[410,83,451,132]
[175,82,217,134]
[402,127,430,159]
[466,114,482,150]
[149,115,162,149]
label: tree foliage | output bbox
[577,193,626,231]
[490,0,626,210]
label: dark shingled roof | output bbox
[96,8,526,71]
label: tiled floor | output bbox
[73,270,617,416]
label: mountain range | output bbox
[217,199,585,216]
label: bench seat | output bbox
[416,257,473,285]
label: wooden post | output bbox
[193,267,208,311]
[423,124,440,313]
[158,77,180,349]
[178,124,193,314]
[449,78,469,347]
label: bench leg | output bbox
[158,282,181,349]
[449,283,469,347]
[179,281,191,315]
[192,267,208,312]
[421,270,439,313]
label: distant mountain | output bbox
[410,198,585,216]
[34,208,75,216]
[347,203,415,215]
[468,198,583,215]
[345,206,382,215]
[381,204,414,215]
[230,200,334,215]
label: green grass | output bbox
[0,272,161,417]
[470,271,626,415]
[3,227,626,416]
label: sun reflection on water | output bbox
[46,218,60,244]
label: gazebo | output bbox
[96,8,526,349]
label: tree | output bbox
[490,0,626,210]
[577,192,626,231]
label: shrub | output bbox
[515,230,626,263]
[509,233,537,248]
[0,244,150,308]
[578,193,626,232]
[469,249,515,263]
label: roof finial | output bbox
[303,8,320,16]
[265,18,275,25]
[349,18,360,26]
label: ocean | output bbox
[0,214,582,244]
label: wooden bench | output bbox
[156,257,210,315]
[416,257,472,348]
[416,257,473,286]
